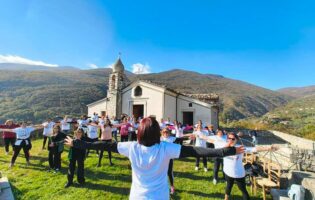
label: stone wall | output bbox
[270,130,315,150]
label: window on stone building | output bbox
[111,75,116,89]
[134,86,142,97]
[189,103,193,107]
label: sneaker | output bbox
[54,168,60,173]
[170,186,175,194]
[213,179,217,185]
[5,152,8,155]
[195,166,199,171]
[9,163,14,168]
[64,182,72,188]
[204,168,208,172]
[26,161,30,166]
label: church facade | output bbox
[87,58,220,128]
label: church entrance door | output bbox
[133,105,144,120]
[182,112,193,126]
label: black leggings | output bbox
[98,139,113,166]
[49,149,62,169]
[128,131,137,141]
[195,156,207,168]
[42,136,48,149]
[11,140,31,164]
[4,138,15,153]
[168,159,174,186]
[213,158,224,180]
[86,138,99,156]
[225,174,250,200]
[121,135,128,142]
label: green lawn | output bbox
[0,139,264,200]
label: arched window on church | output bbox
[111,75,116,89]
[134,86,142,97]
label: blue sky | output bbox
[0,0,315,90]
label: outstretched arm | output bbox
[255,145,279,152]
[179,145,244,158]
[64,136,119,153]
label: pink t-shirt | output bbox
[120,123,131,136]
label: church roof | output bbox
[112,57,124,73]
[125,79,219,104]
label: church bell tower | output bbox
[107,56,126,118]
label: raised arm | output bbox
[0,128,14,132]
[255,145,279,152]
[64,136,118,153]
[179,145,244,158]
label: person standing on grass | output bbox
[65,128,88,188]
[0,122,42,167]
[110,116,119,142]
[192,123,209,172]
[97,119,114,167]
[160,127,190,195]
[119,116,132,142]
[42,118,55,150]
[198,128,227,185]
[85,120,99,157]
[64,117,244,200]
[128,117,137,141]
[201,132,278,200]
[48,124,67,172]
[0,120,19,155]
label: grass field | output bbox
[0,139,264,200]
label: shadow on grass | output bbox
[174,171,213,181]
[172,190,261,200]
[10,182,23,200]
[72,181,130,195]
[84,168,132,183]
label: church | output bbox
[87,57,220,129]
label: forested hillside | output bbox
[0,64,291,123]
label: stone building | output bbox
[87,58,220,129]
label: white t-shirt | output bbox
[92,114,99,122]
[42,121,55,136]
[193,130,209,148]
[208,135,227,149]
[77,119,89,128]
[223,146,257,178]
[118,141,181,200]
[87,125,99,139]
[175,127,183,138]
[99,119,105,126]
[13,127,35,139]
[61,120,71,131]
[111,120,118,132]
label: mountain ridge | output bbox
[0,63,292,123]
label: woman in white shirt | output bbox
[200,128,227,185]
[86,120,100,157]
[60,115,71,135]
[0,122,42,167]
[42,118,55,150]
[222,132,277,200]
[65,117,244,200]
[193,124,209,172]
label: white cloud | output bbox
[88,63,99,69]
[0,54,58,67]
[132,63,151,74]
[87,63,113,69]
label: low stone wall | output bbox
[269,130,315,150]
